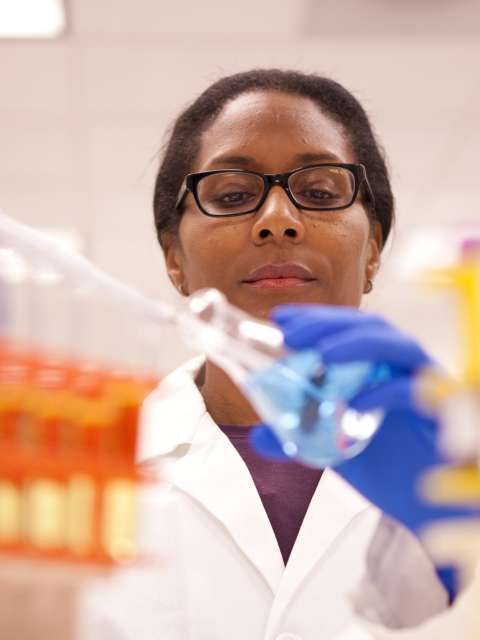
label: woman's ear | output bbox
[365,221,382,285]
[162,232,189,296]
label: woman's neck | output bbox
[196,359,260,426]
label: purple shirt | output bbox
[219,424,324,565]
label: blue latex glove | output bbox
[251,305,479,601]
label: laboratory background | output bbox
[3,2,480,639]
[1,0,479,370]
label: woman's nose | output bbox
[251,186,306,245]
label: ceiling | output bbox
[304,0,480,36]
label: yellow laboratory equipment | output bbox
[418,237,480,585]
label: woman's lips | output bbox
[241,263,316,289]
[245,277,314,289]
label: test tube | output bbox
[0,246,31,550]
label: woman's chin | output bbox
[233,283,331,319]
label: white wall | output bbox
[1,0,479,371]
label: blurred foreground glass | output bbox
[176,164,375,217]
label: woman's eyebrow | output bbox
[294,152,341,163]
[208,154,256,167]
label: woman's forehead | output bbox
[194,90,354,172]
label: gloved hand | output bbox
[251,305,479,601]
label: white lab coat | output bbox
[81,357,451,640]
[338,563,480,640]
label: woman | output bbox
[134,69,454,639]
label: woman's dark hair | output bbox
[153,69,394,248]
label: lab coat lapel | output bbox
[170,413,285,594]
[266,468,373,631]
[140,360,284,592]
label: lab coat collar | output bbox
[137,356,206,460]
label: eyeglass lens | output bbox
[196,167,356,216]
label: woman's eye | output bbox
[214,191,255,205]
[299,188,337,201]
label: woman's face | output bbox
[164,90,381,320]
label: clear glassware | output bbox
[181,288,389,467]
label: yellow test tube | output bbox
[423,238,480,386]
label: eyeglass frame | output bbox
[175,163,376,218]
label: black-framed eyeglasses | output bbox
[175,163,375,217]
